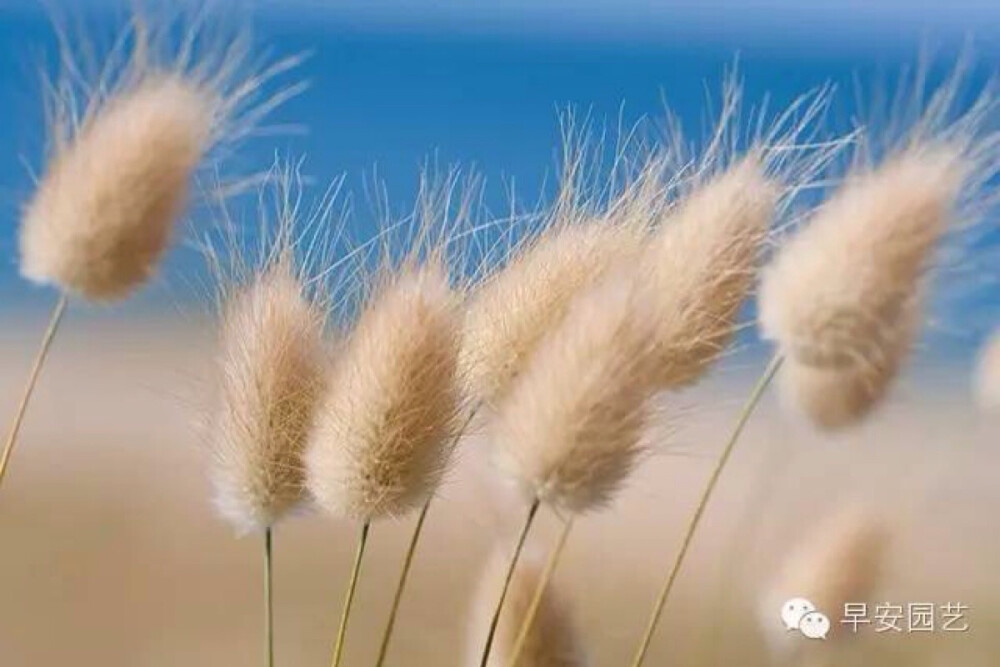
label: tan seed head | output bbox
[460,217,646,406]
[211,258,327,535]
[644,155,777,388]
[492,275,658,514]
[306,262,462,521]
[21,76,214,299]
[20,19,301,301]
[759,147,964,427]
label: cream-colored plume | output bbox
[760,505,888,650]
[469,549,587,667]
[211,257,327,534]
[644,155,777,388]
[759,146,965,428]
[460,217,646,406]
[492,274,658,514]
[21,75,214,299]
[20,20,300,300]
[777,299,917,429]
[306,262,462,521]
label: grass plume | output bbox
[306,174,474,667]
[492,275,659,514]
[761,71,1000,429]
[459,131,651,406]
[643,155,777,388]
[209,254,328,534]
[22,14,303,300]
[305,259,462,521]
[630,79,843,665]
[202,162,347,667]
[481,272,661,666]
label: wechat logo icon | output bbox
[781,597,830,640]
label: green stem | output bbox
[506,516,575,667]
[630,354,784,667]
[374,406,481,666]
[331,521,371,667]
[0,293,68,491]
[264,526,274,667]
[479,498,541,667]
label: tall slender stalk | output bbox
[331,521,371,667]
[374,498,430,667]
[630,354,783,667]
[701,433,795,662]
[479,498,541,667]
[0,293,69,492]
[506,515,575,667]
[264,527,274,667]
[374,406,481,667]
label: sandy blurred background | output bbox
[0,311,998,665]
[4,1,1000,665]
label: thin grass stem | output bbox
[374,406,481,667]
[374,498,430,667]
[264,526,274,667]
[630,354,784,667]
[0,293,69,492]
[506,515,575,667]
[479,498,541,667]
[331,521,371,667]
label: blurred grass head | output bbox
[469,548,587,667]
[760,67,1000,429]
[20,9,305,301]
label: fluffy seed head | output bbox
[460,219,645,405]
[759,147,964,427]
[761,506,888,647]
[306,262,462,521]
[20,19,301,301]
[644,156,777,388]
[469,549,588,667]
[21,76,213,299]
[779,361,897,431]
[778,298,918,429]
[492,275,658,514]
[210,258,327,535]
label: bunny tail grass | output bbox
[0,293,68,493]
[23,15,304,302]
[331,521,371,667]
[264,527,274,667]
[630,354,783,667]
[374,406,481,667]
[479,498,541,667]
[506,516,575,667]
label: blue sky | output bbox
[8,1,1000,50]
[253,1,1000,43]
